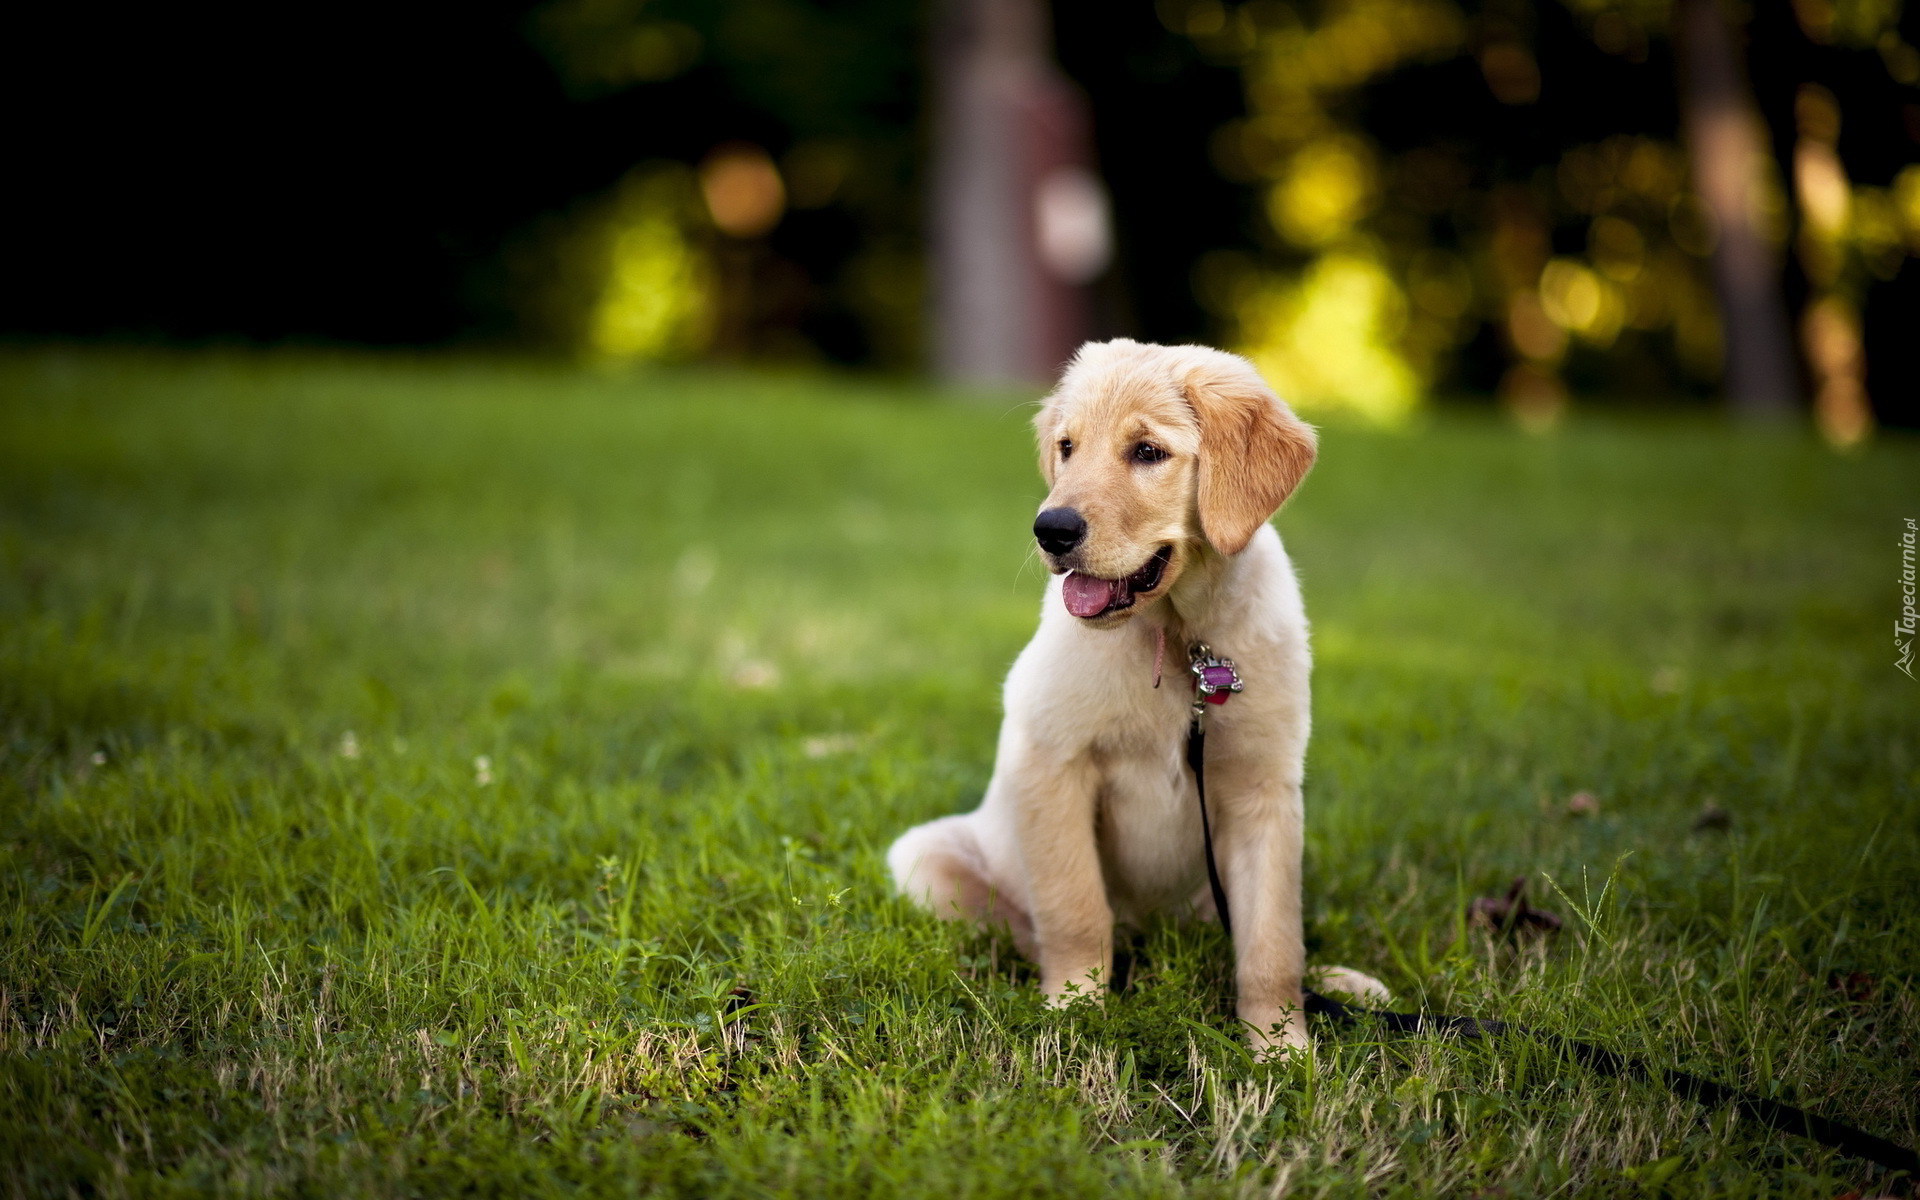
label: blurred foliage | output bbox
[505,0,1920,413]
[589,168,719,361]
[1789,78,1920,443]
[1160,0,1920,424]
[520,0,926,366]
[539,0,924,137]
[506,166,717,363]
[10,0,1918,415]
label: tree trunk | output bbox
[930,0,1102,385]
[1674,0,1801,419]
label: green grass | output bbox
[0,348,1915,1198]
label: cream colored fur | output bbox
[887,339,1388,1054]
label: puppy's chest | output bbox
[1090,706,1203,910]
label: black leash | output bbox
[1185,645,1240,939]
[1299,989,1918,1177]
[1183,641,1917,1178]
[1187,713,1234,940]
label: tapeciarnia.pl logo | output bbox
[1899,518,1917,679]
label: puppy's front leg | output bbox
[1012,753,1112,1004]
[1215,780,1307,1054]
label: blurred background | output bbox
[5,0,1917,437]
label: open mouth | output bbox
[1061,546,1173,619]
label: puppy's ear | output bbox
[1033,392,1064,487]
[1180,351,1317,556]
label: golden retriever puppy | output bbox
[888,339,1385,1053]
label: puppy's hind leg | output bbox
[887,815,1035,957]
[1307,965,1394,1007]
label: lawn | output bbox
[0,349,1914,1198]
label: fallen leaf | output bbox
[1468,877,1562,936]
[1827,971,1877,1004]
[1691,801,1731,832]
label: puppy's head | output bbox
[1032,340,1316,626]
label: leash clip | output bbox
[1187,642,1243,720]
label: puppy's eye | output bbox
[1059,439,1074,460]
[1131,442,1169,464]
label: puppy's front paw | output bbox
[1240,1007,1308,1059]
[1042,970,1107,1008]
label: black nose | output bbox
[1033,507,1087,556]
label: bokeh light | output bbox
[1132,0,1911,428]
[588,167,716,364]
[1035,166,1114,285]
[7,0,1917,423]
[1241,250,1420,424]
[700,145,787,240]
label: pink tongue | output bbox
[1063,572,1125,617]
